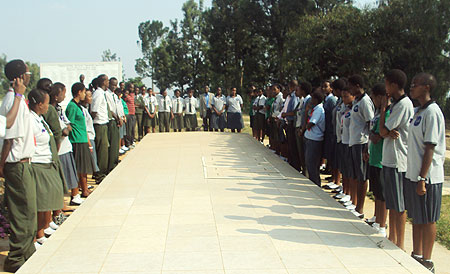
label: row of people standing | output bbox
[249,71,444,273]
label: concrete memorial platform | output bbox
[17,133,429,273]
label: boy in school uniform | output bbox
[184,89,199,131]
[144,89,158,133]
[253,88,266,142]
[158,89,173,132]
[123,83,136,147]
[135,87,146,140]
[172,89,184,132]
[379,69,414,250]
[348,74,375,218]
[199,86,214,131]
[405,73,445,273]
[0,60,37,272]
[106,77,121,172]
[270,84,284,155]
[322,81,337,177]
[211,87,227,132]
[297,82,312,177]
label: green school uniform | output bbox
[369,110,390,168]
[265,97,275,119]
[65,100,88,143]
[122,99,129,115]
[42,105,62,146]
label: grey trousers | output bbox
[304,137,323,186]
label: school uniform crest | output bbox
[345,112,351,118]
[414,116,422,126]
[353,105,359,112]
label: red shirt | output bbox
[124,93,136,115]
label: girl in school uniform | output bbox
[172,89,184,132]
[81,89,100,173]
[405,73,445,273]
[143,89,158,134]
[66,83,97,198]
[49,83,83,207]
[211,87,226,132]
[184,89,199,131]
[28,89,66,247]
[226,87,244,133]
[119,89,129,152]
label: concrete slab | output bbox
[17,133,429,274]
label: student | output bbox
[0,60,36,272]
[184,89,199,131]
[348,74,375,218]
[281,80,301,171]
[270,84,285,155]
[113,88,127,154]
[81,89,100,173]
[366,83,390,237]
[119,89,129,152]
[379,69,414,250]
[405,73,445,273]
[135,87,146,140]
[199,86,214,131]
[226,88,244,133]
[123,83,136,147]
[66,83,97,198]
[39,78,63,149]
[337,89,356,211]
[303,90,325,186]
[158,89,173,132]
[172,89,184,132]
[28,89,66,248]
[264,87,275,145]
[253,88,266,142]
[106,78,120,172]
[211,87,227,132]
[322,80,338,185]
[296,82,311,177]
[143,88,158,134]
[91,74,110,183]
[249,86,257,138]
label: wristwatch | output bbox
[417,176,428,182]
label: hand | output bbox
[381,95,390,110]
[281,113,286,118]
[416,180,426,196]
[171,114,174,120]
[0,165,4,178]
[363,151,369,162]
[89,147,93,153]
[13,78,26,95]
[389,129,400,139]
[369,133,381,144]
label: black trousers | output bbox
[125,114,136,146]
[202,109,213,131]
[286,122,301,171]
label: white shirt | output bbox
[157,95,172,112]
[184,97,199,115]
[272,92,284,118]
[212,95,226,112]
[145,95,158,114]
[304,103,325,141]
[105,89,117,117]
[57,107,72,155]
[253,95,266,115]
[295,96,305,128]
[335,100,346,143]
[30,111,52,164]
[349,93,375,146]
[91,88,109,124]
[0,90,35,163]
[0,115,5,138]
[115,95,125,118]
[226,95,243,113]
[406,103,446,184]
[381,96,414,172]
[81,105,95,140]
[172,97,184,114]
[341,105,352,145]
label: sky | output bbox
[1,0,376,86]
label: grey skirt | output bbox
[185,114,198,129]
[59,152,78,190]
[227,112,243,130]
[89,139,100,172]
[211,112,226,130]
[32,163,65,212]
[172,114,184,130]
[143,113,157,128]
[382,166,405,212]
[350,144,369,182]
[341,144,354,179]
[404,179,442,224]
[72,142,96,175]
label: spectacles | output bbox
[25,72,32,75]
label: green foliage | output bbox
[0,54,40,98]
[437,195,450,250]
[125,77,145,88]
[101,49,120,62]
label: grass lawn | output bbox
[437,195,450,250]
[445,158,450,177]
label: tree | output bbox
[0,54,40,97]
[101,49,120,62]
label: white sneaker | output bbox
[378,227,387,237]
[44,227,56,236]
[345,204,356,210]
[323,182,334,188]
[70,194,84,205]
[119,149,125,154]
[343,201,353,206]
[49,221,59,230]
[351,210,364,218]
[328,183,340,189]
[37,236,47,245]
[335,193,345,199]
[121,145,129,151]
[366,216,376,223]
[34,242,42,249]
[339,195,351,203]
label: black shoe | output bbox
[420,260,435,273]
[411,252,423,263]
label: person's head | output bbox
[97,74,109,90]
[82,89,93,105]
[134,86,140,94]
[147,88,152,94]
[175,89,181,97]
[49,82,66,104]
[79,74,85,83]
[272,84,281,95]
[370,83,387,109]
[321,80,332,95]
[230,87,237,97]
[126,83,134,92]
[72,82,86,102]
[140,86,146,94]
[37,78,53,93]
[384,69,407,97]
[331,79,346,98]
[119,81,125,90]
[188,89,194,98]
[162,89,168,97]
[4,59,30,86]
[342,89,355,105]
[28,89,50,115]
[310,90,325,107]
[348,74,365,96]
[257,88,263,97]
[216,87,222,96]
[91,77,99,90]
[109,77,118,92]
[299,81,312,97]
[288,80,298,92]
[266,86,273,98]
[205,86,209,93]
[410,73,437,101]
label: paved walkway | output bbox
[18,133,428,273]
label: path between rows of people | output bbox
[13,132,434,274]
